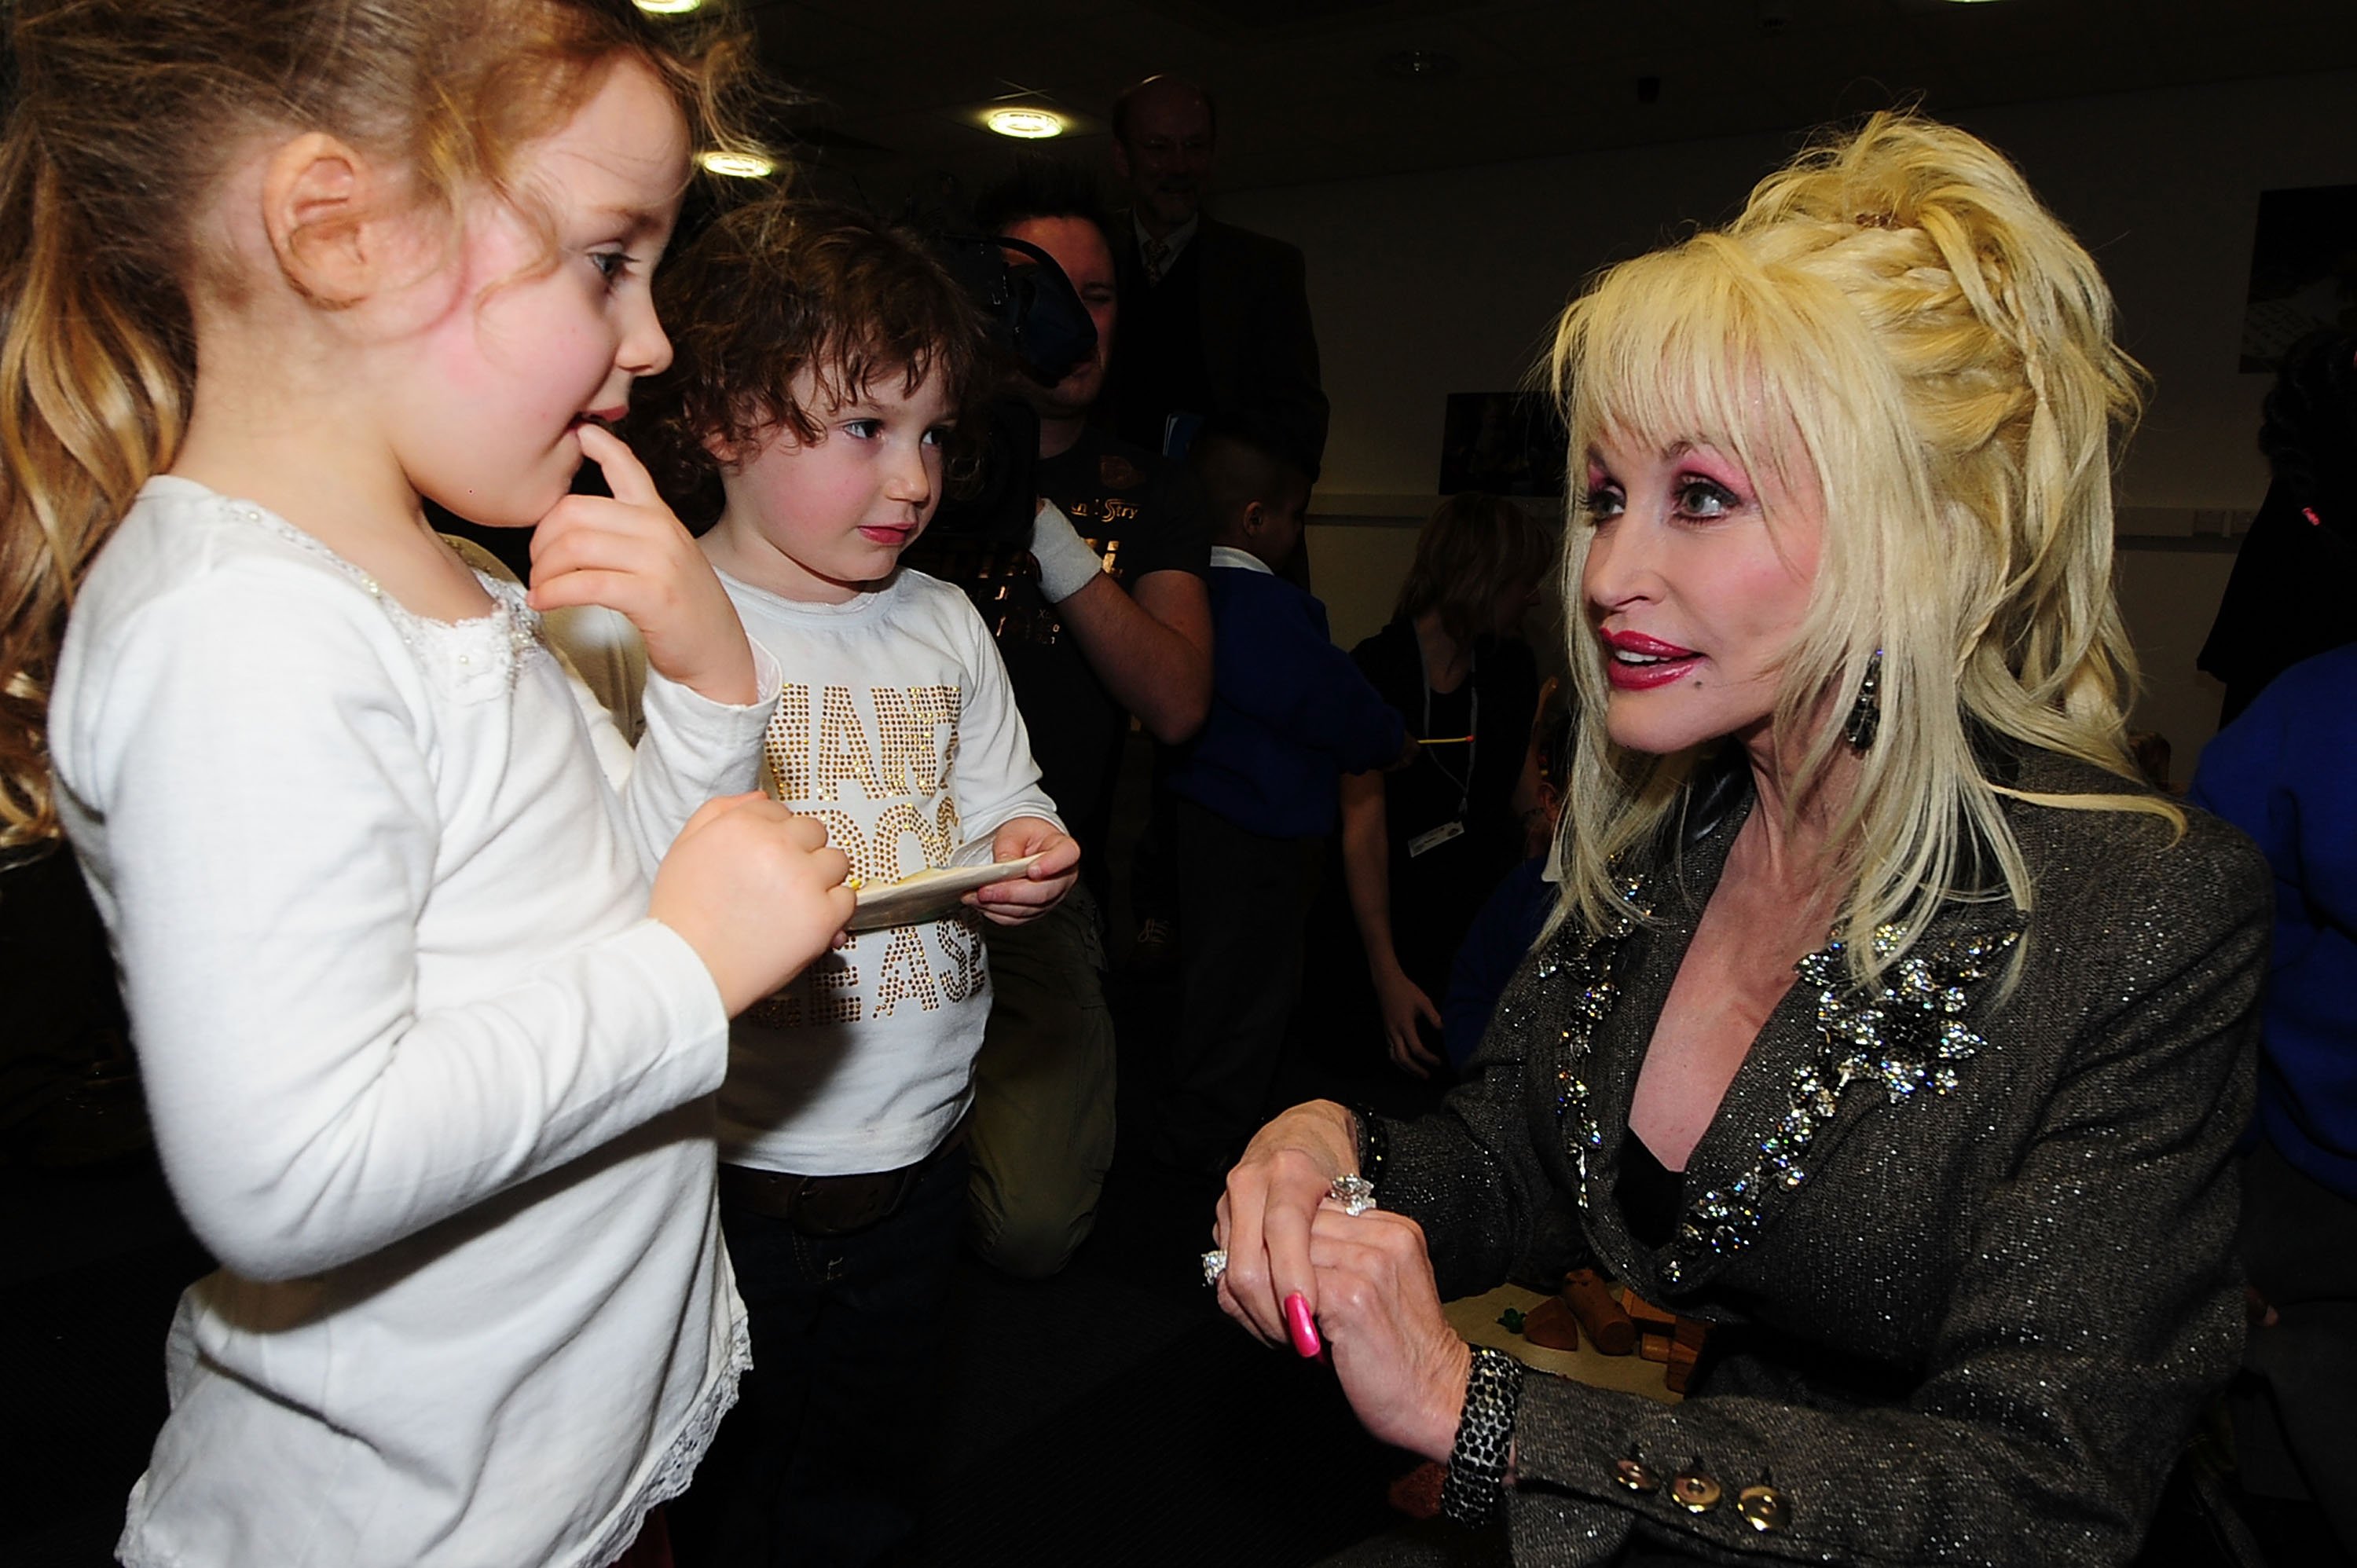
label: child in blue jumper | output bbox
[2188,643,2357,1544]
[1155,425,1409,1175]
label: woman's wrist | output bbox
[1426,1336,1474,1460]
[1311,1100,1362,1177]
[1250,1101,1360,1181]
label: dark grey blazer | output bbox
[1109,212,1329,474]
[1380,749,2267,1566]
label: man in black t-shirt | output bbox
[927,427,1208,894]
[1036,429,1208,858]
[907,166,1211,1277]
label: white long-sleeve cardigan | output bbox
[50,477,778,1568]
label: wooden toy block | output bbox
[1561,1268,1636,1354]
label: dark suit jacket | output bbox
[1380,749,2267,1566]
[1109,212,1329,477]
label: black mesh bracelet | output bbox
[1349,1103,1388,1192]
[1439,1345,1524,1527]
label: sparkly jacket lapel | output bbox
[1573,767,2026,1302]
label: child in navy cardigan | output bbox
[1153,427,1409,1175]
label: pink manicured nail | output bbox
[1283,1291,1321,1359]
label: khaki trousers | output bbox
[964,886,1116,1277]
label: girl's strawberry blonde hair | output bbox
[0,0,761,851]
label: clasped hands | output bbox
[1211,1101,1472,1465]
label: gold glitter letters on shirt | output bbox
[874,926,945,1017]
[766,683,962,806]
[936,910,989,1002]
[815,686,883,801]
[764,684,810,799]
[878,798,963,879]
[749,677,999,1028]
[808,799,964,891]
[875,684,960,794]
[746,943,863,1029]
[809,810,900,891]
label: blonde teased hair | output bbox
[0,0,760,852]
[1549,112,2175,986]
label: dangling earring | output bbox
[1842,648,1883,752]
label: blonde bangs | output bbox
[1549,239,1904,931]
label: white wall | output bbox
[1303,521,1422,652]
[1225,70,2357,771]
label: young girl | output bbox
[1,3,852,1565]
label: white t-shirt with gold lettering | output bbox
[707,566,1059,1176]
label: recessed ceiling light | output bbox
[633,0,701,13]
[986,108,1065,140]
[698,149,775,178]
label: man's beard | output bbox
[1027,371,1101,423]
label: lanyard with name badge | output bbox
[1406,636,1475,859]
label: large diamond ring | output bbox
[1329,1174,1378,1216]
[1200,1248,1228,1287]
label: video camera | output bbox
[923,235,1097,549]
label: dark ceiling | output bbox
[744,0,2357,211]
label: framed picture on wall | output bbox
[1439,391,1567,496]
[2242,182,2357,372]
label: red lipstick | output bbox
[1600,628,1700,691]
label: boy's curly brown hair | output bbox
[630,196,989,527]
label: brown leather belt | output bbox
[719,1122,968,1239]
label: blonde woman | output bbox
[1211,113,2266,1566]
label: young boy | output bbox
[610,198,1079,1567]
[1154,423,1409,1177]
